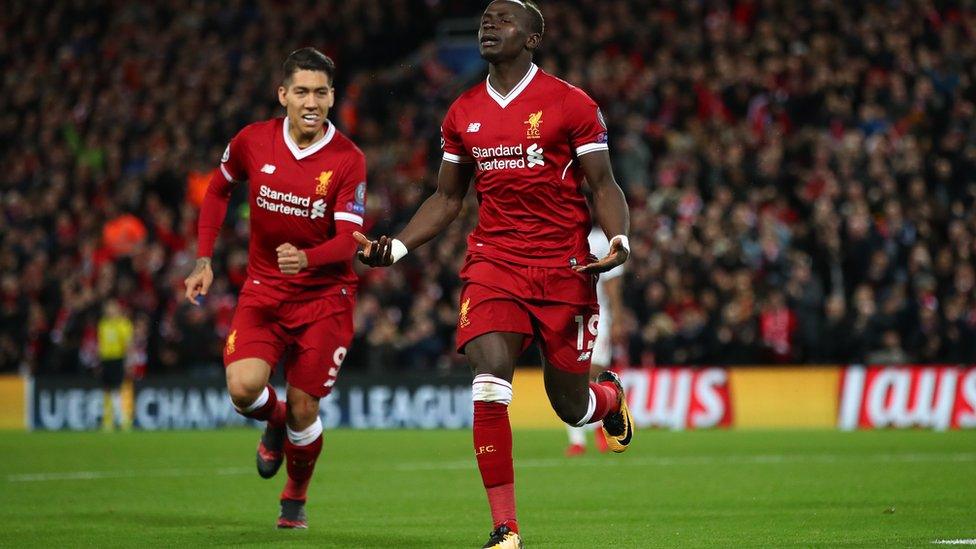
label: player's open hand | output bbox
[276,243,308,275]
[184,257,214,305]
[573,237,630,274]
[353,232,395,267]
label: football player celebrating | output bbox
[185,47,367,529]
[355,2,633,547]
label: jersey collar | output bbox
[283,117,336,160]
[486,63,539,109]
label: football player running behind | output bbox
[185,48,368,529]
[355,2,634,547]
[565,226,625,457]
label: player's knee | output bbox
[225,372,265,409]
[469,355,514,381]
[286,396,320,429]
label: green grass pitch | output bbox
[1,429,974,547]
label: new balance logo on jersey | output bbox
[577,351,592,362]
[527,143,545,167]
[467,123,482,133]
[260,164,277,174]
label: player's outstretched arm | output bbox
[355,159,474,267]
[575,150,631,274]
[184,257,214,305]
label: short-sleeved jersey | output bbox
[220,117,366,301]
[441,64,609,267]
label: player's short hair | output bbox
[522,0,545,36]
[282,47,336,86]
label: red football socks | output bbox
[281,435,323,502]
[588,381,620,424]
[474,401,517,533]
[239,385,286,427]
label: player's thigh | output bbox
[456,282,534,382]
[225,358,273,399]
[286,296,354,400]
[224,294,289,373]
[465,332,527,382]
[532,300,600,422]
[224,295,287,399]
[533,300,600,376]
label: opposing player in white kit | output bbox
[565,226,625,456]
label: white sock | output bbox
[472,374,513,405]
[566,425,586,445]
[111,390,123,425]
[287,417,323,446]
[572,389,597,427]
[236,386,269,413]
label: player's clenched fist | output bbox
[276,243,308,274]
[184,257,214,305]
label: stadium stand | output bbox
[1,0,974,376]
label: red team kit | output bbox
[197,117,365,398]
[443,63,611,372]
[200,64,610,389]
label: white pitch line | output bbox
[6,467,250,483]
[394,452,976,471]
[7,452,976,482]
[932,540,976,545]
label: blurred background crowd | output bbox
[2,0,975,377]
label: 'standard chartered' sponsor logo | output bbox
[470,143,545,171]
[256,185,327,219]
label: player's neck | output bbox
[488,57,534,97]
[287,120,326,149]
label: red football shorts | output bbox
[456,257,600,374]
[224,290,354,398]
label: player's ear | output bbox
[277,85,288,107]
[327,86,335,109]
[525,32,541,52]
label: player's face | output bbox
[278,69,334,141]
[479,1,536,63]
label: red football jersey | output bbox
[208,117,366,301]
[441,64,609,267]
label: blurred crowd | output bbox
[2,0,975,377]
